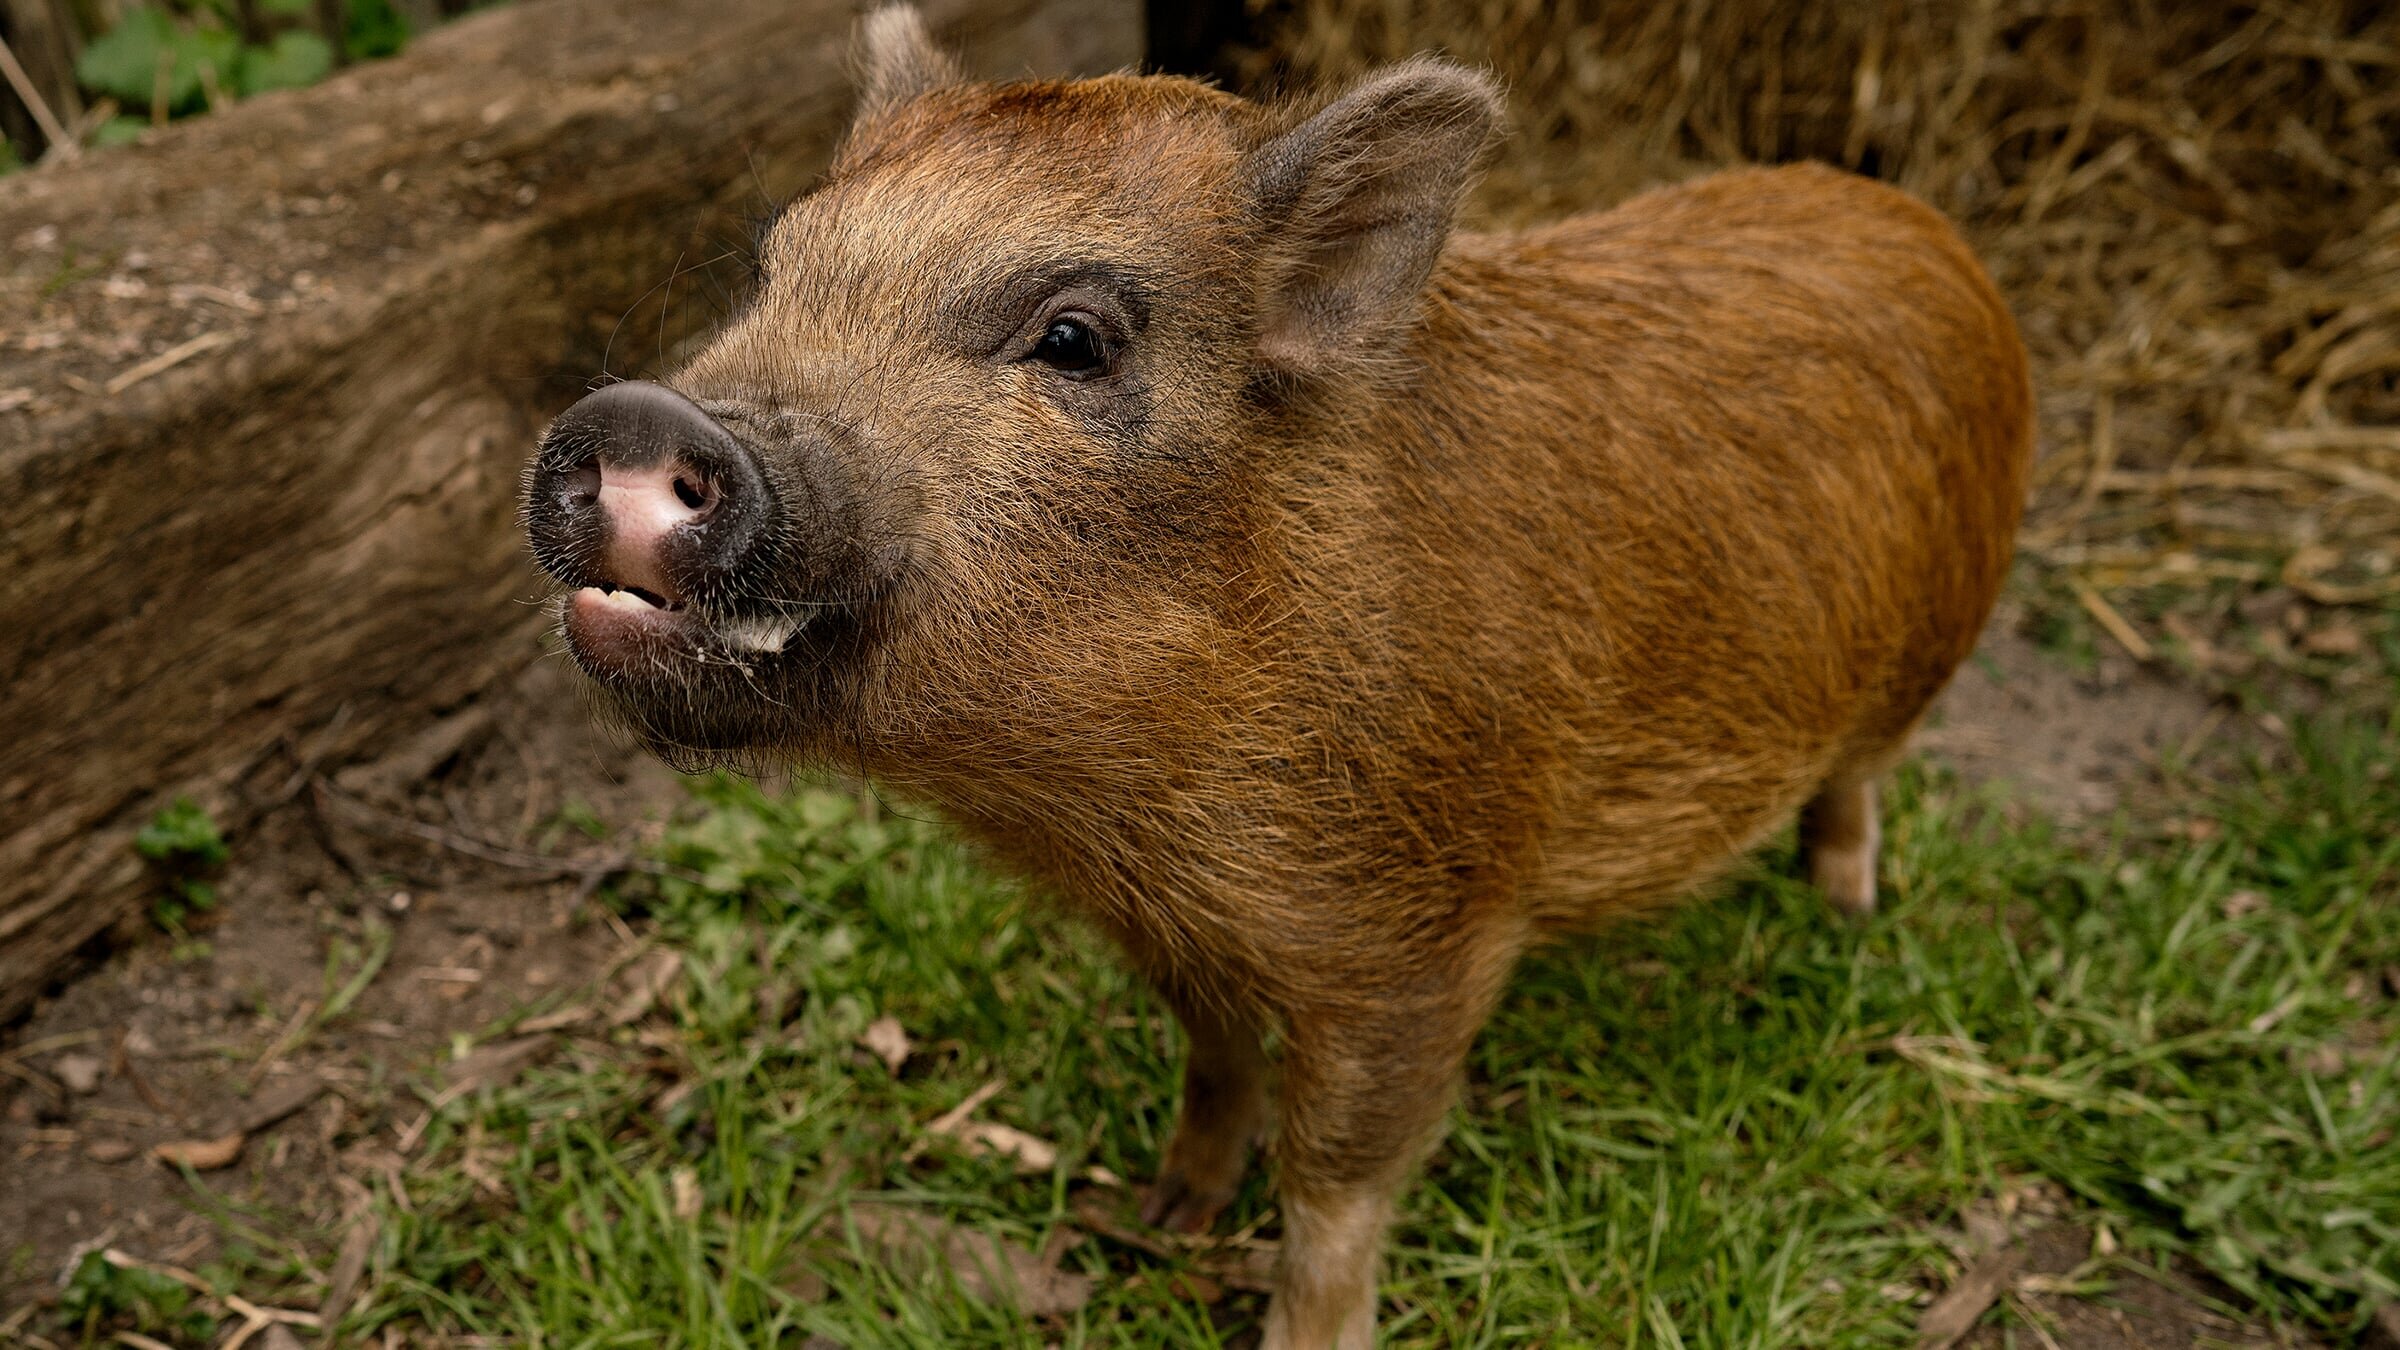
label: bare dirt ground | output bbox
[0,615,2302,1341]
[0,659,688,1321]
[1922,603,2224,820]
[1956,1222,2298,1350]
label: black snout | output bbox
[523,380,774,604]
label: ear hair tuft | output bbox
[854,4,964,117]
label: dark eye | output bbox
[1030,316,1108,376]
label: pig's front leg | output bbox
[1142,990,1272,1234]
[1261,934,1522,1350]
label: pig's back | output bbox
[1341,162,2032,922]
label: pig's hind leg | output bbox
[1801,764,1883,916]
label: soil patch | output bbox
[0,659,685,1319]
[1923,607,2226,818]
[1957,1222,2313,1349]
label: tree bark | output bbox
[0,0,1143,1024]
[0,0,86,160]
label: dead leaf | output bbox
[2220,889,2267,920]
[1917,1246,2020,1348]
[442,1035,555,1093]
[902,1078,1058,1173]
[846,1204,1093,1316]
[239,1072,327,1135]
[901,1079,1003,1165]
[1957,1198,2012,1253]
[955,1121,1059,1174]
[858,1016,911,1073]
[318,1209,381,1326]
[516,1004,595,1034]
[924,1079,1003,1135]
[52,1052,104,1095]
[2302,623,2364,656]
[84,1138,137,1163]
[152,1132,246,1170]
[607,950,685,1027]
[670,1166,703,1221]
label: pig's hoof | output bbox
[1140,1168,1238,1235]
[1810,846,1878,916]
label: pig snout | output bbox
[524,380,772,613]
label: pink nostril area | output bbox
[593,459,715,601]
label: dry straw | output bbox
[1253,0,2400,606]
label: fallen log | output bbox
[0,0,1142,1024]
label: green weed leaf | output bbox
[136,797,228,867]
[343,0,409,60]
[75,8,241,116]
[236,30,333,95]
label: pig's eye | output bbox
[1030,316,1108,376]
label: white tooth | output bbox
[721,615,805,653]
[594,587,655,612]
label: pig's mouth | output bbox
[588,580,682,612]
[561,580,819,666]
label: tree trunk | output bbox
[0,0,1143,1025]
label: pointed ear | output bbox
[1242,59,1503,385]
[853,5,964,118]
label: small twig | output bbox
[2071,580,2153,663]
[414,966,484,983]
[223,1294,321,1329]
[273,705,355,805]
[101,1249,210,1293]
[2006,1293,2069,1350]
[0,33,77,161]
[105,330,237,396]
[245,999,323,1091]
[901,1078,1005,1164]
[0,1028,106,1069]
[311,776,699,884]
[2247,989,2306,1036]
[110,1029,174,1118]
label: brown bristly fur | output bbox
[550,9,2034,1345]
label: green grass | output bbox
[218,708,2399,1346]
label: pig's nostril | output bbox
[672,475,715,515]
[564,462,601,508]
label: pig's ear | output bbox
[854,5,963,117]
[1243,59,1502,385]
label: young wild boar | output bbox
[520,8,2032,1345]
